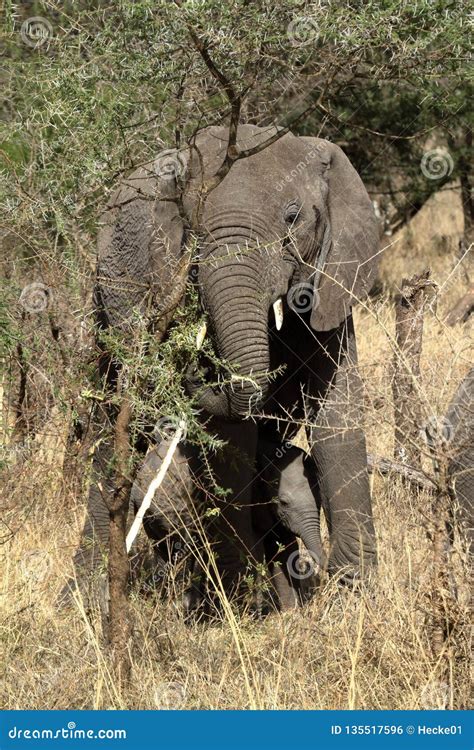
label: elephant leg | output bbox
[307,315,377,583]
[58,409,116,610]
[270,533,301,611]
[203,419,265,605]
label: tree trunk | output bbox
[430,482,452,662]
[459,127,473,260]
[106,253,191,684]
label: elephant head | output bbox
[257,440,325,573]
[182,124,378,416]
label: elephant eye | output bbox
[284,203,301,226]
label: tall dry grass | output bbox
[1,238,472,710]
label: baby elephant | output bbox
[64,423,323,612]
[254,438,324,609]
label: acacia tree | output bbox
[3,1,470,246]
[2,0,470,466]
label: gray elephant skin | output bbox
[445,367,474,552]
[67,124,380,609]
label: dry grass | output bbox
[1,237,472,710]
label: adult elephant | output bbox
[66,123,378,606]
[182,124,379,582]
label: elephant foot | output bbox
[327,545,377,589]
[268,562,300,611]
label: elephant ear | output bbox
[301,138,379,332]
[96,148,189,330]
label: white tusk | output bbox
[273,298,284,331]
[196,321,207,349]
[126,420,186,552]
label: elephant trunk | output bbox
[57,438,115,609]
[292,512,325,572]
[200,244,270,417]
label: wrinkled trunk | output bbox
[297,514,325,570]
[200,244,270,417]
[57,430,115,610]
